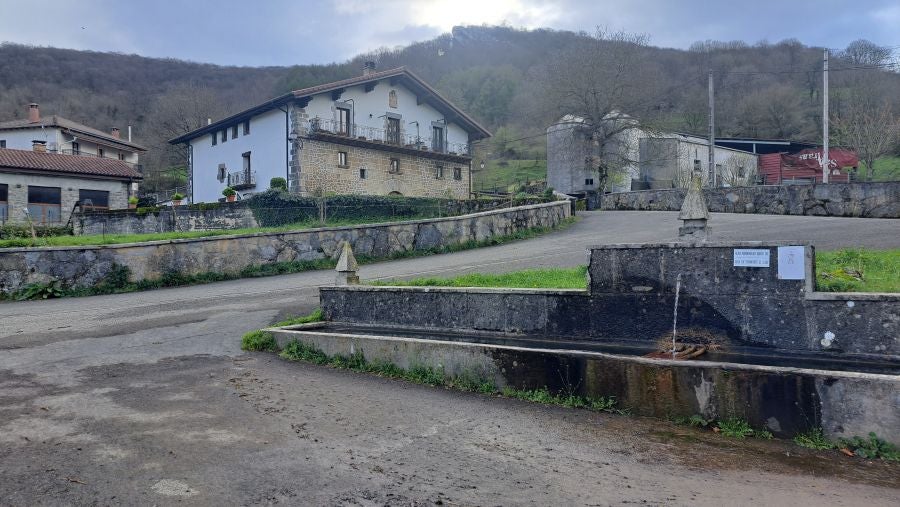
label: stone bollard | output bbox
[335,241,359,285]
[678,170,711,241]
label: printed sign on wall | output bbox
[777,246,806,280]
[733,249,771,267]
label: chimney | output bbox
[127,125,132,142]
[111,127,120,139]
[362,61,376,76]
[207,118,212,125]
[32,140,47,153]
[28,103,40,123]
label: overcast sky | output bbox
[1,0,898,66]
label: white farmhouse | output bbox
[0,103,147,166]
[170,63,491,203]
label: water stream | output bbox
[672,273,682,359]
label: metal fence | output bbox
[309,118,471,156]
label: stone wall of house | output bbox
[0,200,570,294]
[600,181,900,218]
[299,139,470,199]
[0,172,130,224]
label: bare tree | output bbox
[841,40,893,67]
[832,99,899,181]
[535,29,666,190]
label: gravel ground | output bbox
[1,211,898,505]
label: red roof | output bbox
[0,148,142,180]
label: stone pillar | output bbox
[678,171,710,241]
[335,241,359,285]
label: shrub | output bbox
[128,196,139,205]
[839,432,900,461]
[269,177,288,191]
[0,223,72,240]
[222,187,236,197]
[241,330,279,352]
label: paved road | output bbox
[1,211,898,505]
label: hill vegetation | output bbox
[1,26,898,190]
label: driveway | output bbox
[1,211,898,505]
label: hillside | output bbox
[2,26,898,190]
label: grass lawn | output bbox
[860,156,900,182]
[0,216,430,249]
[370,266,588,289]
[371,250,899,293]
[815,249,899,293]
[474,159,547,192]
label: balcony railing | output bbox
[228,170,257,190]
[308,118,470,156]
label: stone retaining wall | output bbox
[321,242,899,357]
[73,197,526,235]
[0,200,570,295]
[600,181,900,218]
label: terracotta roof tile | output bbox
[0,148,143,179]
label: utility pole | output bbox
[822,48,830,184]
[708,69,716,187]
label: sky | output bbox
[1,0,898,67]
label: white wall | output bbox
[0,127,140,164]
[299,80,469,149]
[189,108,287,203]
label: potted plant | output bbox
[171,192,185,207]
[128,196,138,209]
[222,187,237,202]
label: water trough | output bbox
[270,242,899,443]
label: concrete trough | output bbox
[270,322,900,444]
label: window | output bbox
[243,120,250,135]
[432,126,444,152]
[585,178,594,186]
[388,89,398,108]
[738,166,746,178]
[212,133,217,146]
[217,164,227,182]
[0,140,5,148]
[338,151,348,168]
[78,189,109,210]
[337,107,351,136]
[435,165,444,179]
[359,168,367,179]
[118,152,126,161]
[97,148,105,159]
[27,186,61,224]
[71,142,80,155]
[389,158,400,174]
[242,152,251,173]
[221,130,227,143]
[0,184,7,222]
[232,125,239,139]
[453,167,462,180]
[386,117,401,144]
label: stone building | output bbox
[170,63,491,203]
[0,147,141,224]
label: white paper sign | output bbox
[733,249,770,267]
[777,246,806,280]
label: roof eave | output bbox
[168,93,295,144]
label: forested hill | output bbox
[1,26,898,187]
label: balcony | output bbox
[308,118,471,159]
[228,170,257,190]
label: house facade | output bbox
[547,115,758,194]
[170,64,491,203]
[0,147,142,225]
[0,104,147,166]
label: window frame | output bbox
[221,130,227,143]
[389,158,401,174]
[453,167,462,181]
[0,140,5,149]
[431,126,444,152]
[338,151,349,168]
[232,125,239,140]
[386,117,401,145]
[435,165,444,179]
[242,151,251,173]
[359,168,367,179]
[212,132,217,146]
[0,183,7,222]
[78,189,110,210]
[337,107,351,136]
[26,185,62,224]
[243,120,250,135]
[71,141,80,155]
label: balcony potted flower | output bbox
[222,186,237,202]
[171,192,185,207]
[128,196,138,209]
